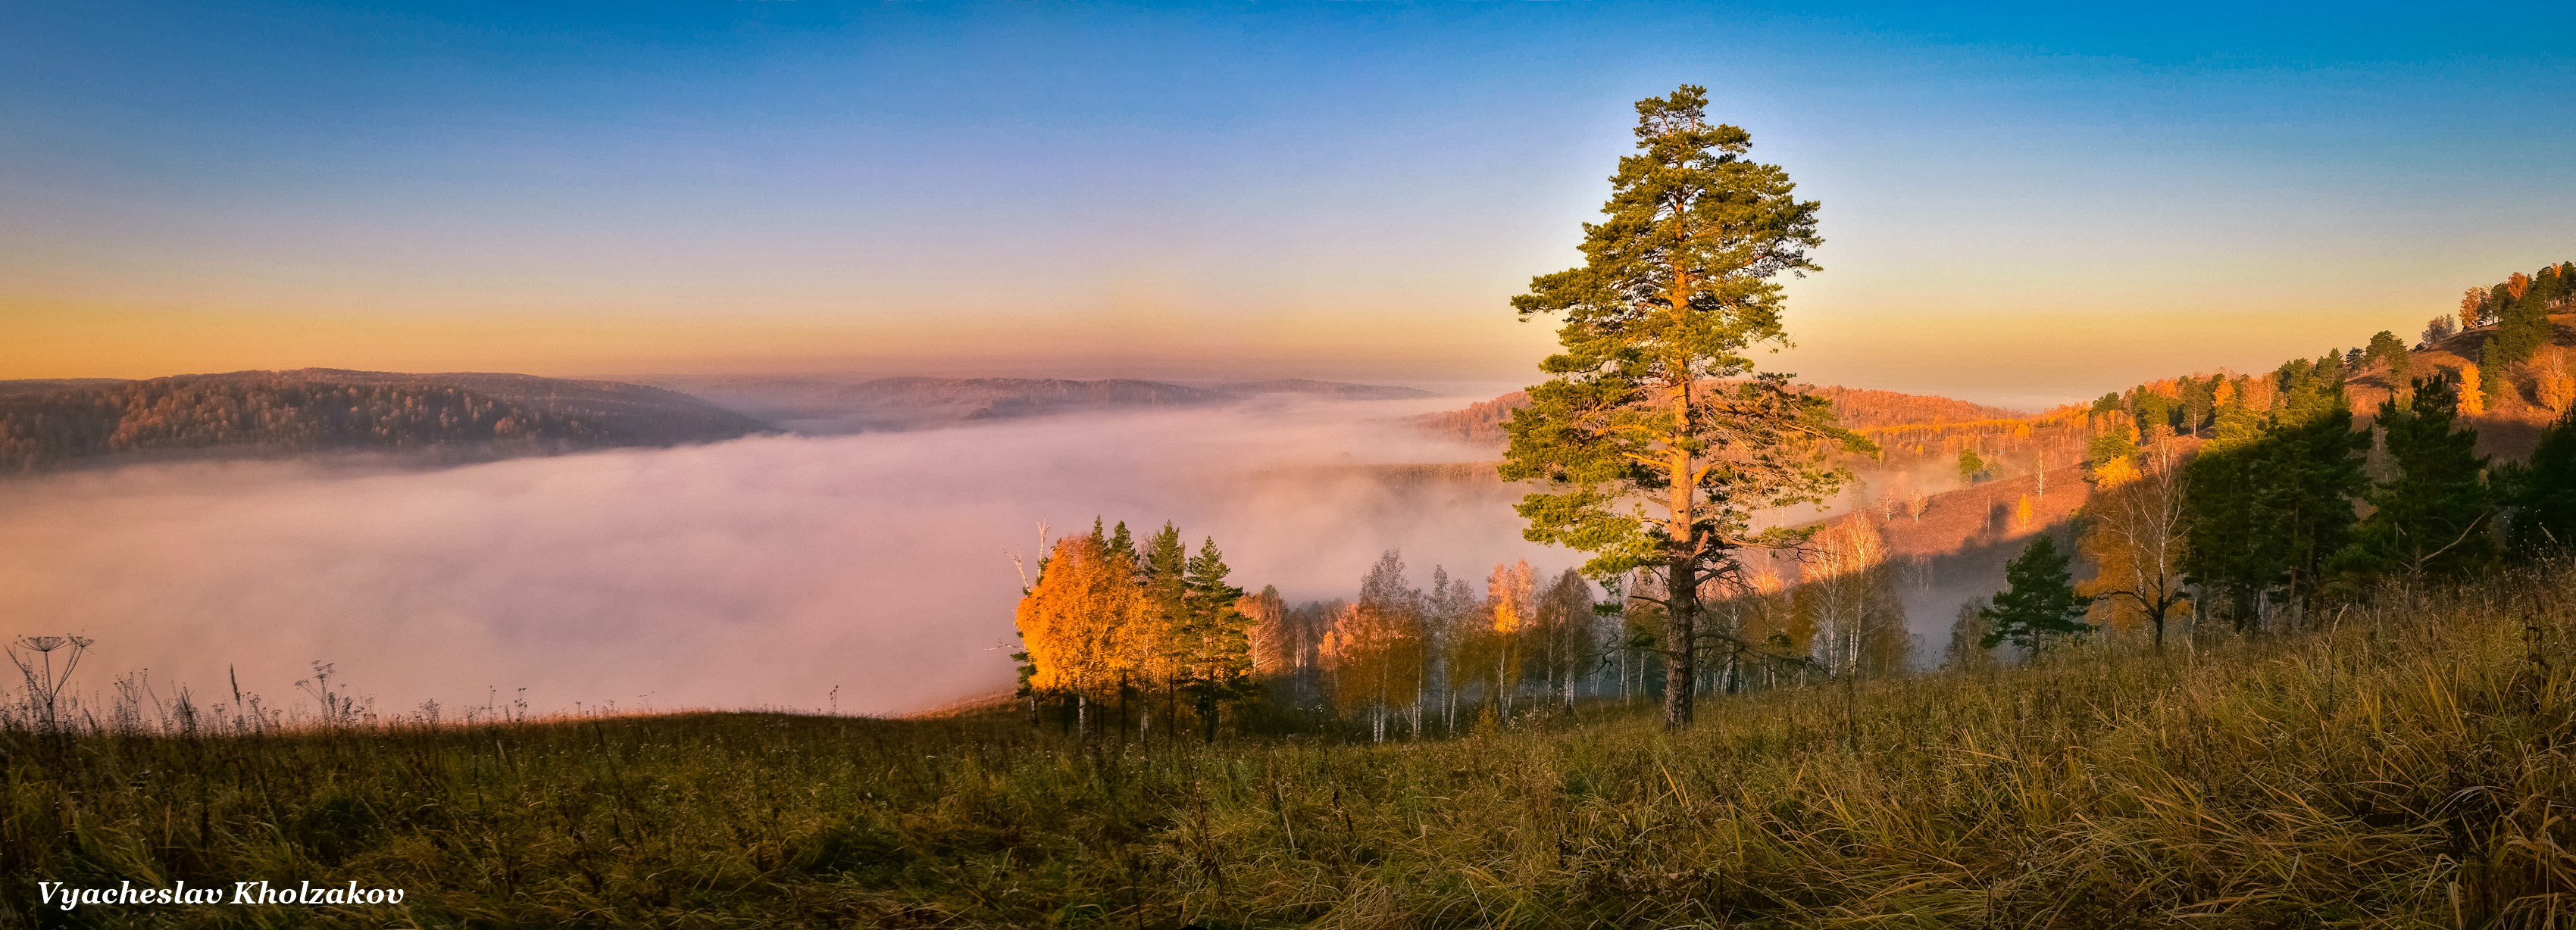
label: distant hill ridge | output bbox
[0,369,770,473]
[647,375,1430,433]
[1417,383,2030,445]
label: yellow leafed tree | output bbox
[1014,532,1148,710]
[2537,348,2575,414]
[2459,364,2487,416]
[2077,438,2191,648]
[1800,518,1905,680]
[2093,456,2142,486]
[1482,560,1536,719]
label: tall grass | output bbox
[5,564,2572,928]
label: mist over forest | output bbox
[0,395,1620,717]
[0,384,2054,721]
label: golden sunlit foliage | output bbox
[1013,520,1255,740]
[2077,438,2192,647]
[2536,348,2575,415]
[1014,531,1148,701]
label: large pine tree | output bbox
[1499,85,1865,729]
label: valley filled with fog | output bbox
[0,396,1592,718]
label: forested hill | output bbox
[1416,384,2029,445]
[646,375,1432,433]
[0,369,771,472]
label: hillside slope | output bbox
[0,369,770,472]
[14,562,2565,926]
[2360,311,2576,458]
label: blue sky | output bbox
[5,1,2571,404]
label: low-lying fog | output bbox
[0,397,1597,718]
[2,393,2027,719]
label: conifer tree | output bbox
[2491,271,2556,370]
[2178,434,2279,629]
[2262,357,2370,613]
[1979,535,2090,655]
[2181,357,2365,629]
[2180,376,2215,435]
[1141,523,1190,716]
[1499,85,1865,729]
[2366,329,2413,406]
[1958,447,1990,483]
[2502,404,2576,555]
[2334,376,2496,585]
[2131,392,2171,435]
[1178,538,1253,742]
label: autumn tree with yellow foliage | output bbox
[1013,524,1148,735]
[2078,435,2192,649]
[1323,551,1428,741]
[1799,518,1907,681]
[1014,519,1257,741]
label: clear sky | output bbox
[5,1,2571,406]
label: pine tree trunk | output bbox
[1665,557,1697,728]
[1664,365,1699,729]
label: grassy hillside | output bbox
[2374,312,2576,460]
[5,563,2570,927]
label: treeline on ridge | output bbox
[2069,261,2576,644]
[0,369,771,472]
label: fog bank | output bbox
[0,398,1567,717]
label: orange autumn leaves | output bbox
[1014,529,1150,699]
[1013,521,1253,723]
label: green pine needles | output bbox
[2334,376,2498,585]
[1979,535,2090,654]
[1499,85,1869,728]
[2179,352,2369,630]
[2501,402,2576,556]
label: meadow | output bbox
[5,563,2571,928]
